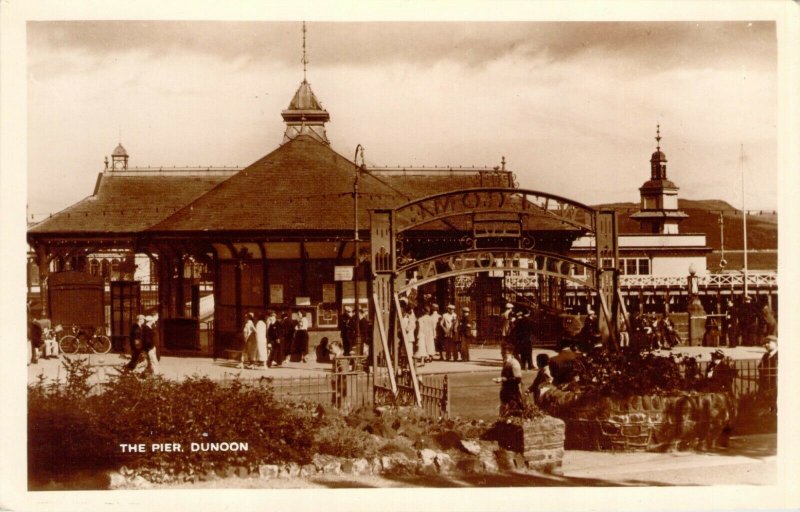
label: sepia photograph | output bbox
[3,1,799,511]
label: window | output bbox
[617,257,651,275]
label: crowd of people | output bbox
[397,299,477,366]
[494,298,780,414]
[717,296,777,348]
[496,332,780,414]
[239,310,312,369]
[629,312,682,350]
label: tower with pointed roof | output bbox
[630,125,688,234]
[281,22,330,145]
[110,143,129,171]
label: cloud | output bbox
[25,21,777,214]
[28,21,775,73]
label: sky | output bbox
[26,20,778,217]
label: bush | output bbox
[29,359,320,485]
[315,423,379,459]
[573,350,702,400]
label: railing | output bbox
[690,358,773,397]
[373,352,451,419]
[618,272,777,288]
[505,272,778,291]
[419,374,450,419]
[218,372,375,411]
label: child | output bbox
[528,353,553,404]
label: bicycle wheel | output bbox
[89,335,112,354]
[59,335,80,354]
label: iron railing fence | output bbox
[692,358,775,397]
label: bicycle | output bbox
[58,325,112,355]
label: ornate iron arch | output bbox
[392,187,597,233]
[394,248,597,294]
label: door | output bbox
[110,281,141,352]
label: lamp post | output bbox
[686,263,705,346]
[718,212,727,270]
[353,144,365,355]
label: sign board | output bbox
[334,266,354,281]
[269,284,284,304]
[295,296,311,306]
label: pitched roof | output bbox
[28,171,230,236]
[149,136,577,234]
[149,136,423,233]
[29,136,578,238]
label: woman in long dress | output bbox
[399,302,420,364]
[421,305,437,363]
[241,312,257,369]
[254,312,268,369]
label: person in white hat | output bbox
[501,303,515,339]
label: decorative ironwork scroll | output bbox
[392,188,596,233]
[394,249,597,294]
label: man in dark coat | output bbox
[125,314,146,371]
[740,296,759,346]
[758,335,778,393]
[29,317,42,364]
[457,307,476,362]
[266,311,282,367]
[723,299,738,347]
[513,310,535,370]
[280,311,295,363]
[340,306,357,356]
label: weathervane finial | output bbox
[302,21,308,82]
[655,124,662,151]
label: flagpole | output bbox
[741,144,748,296]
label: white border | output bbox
[2,1,799,511]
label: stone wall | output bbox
[540,389,735,451]
[487,415,566,473]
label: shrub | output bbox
[314,423,379,459]
[573,350,702,400]
[29,359,321,485]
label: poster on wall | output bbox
[269,284,283,304]
[322,283,336,303]
[316,304,338,328]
